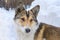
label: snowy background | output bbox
[0,0,60,40]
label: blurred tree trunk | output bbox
[0,0,34,10]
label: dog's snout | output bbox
[25,28,30,33]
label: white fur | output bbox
[13,19,39,40]
[43,38,46,40]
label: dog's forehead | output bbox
[27,11,34,16]
[20,10,27,15]
[20,10,33,16]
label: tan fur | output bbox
[36,26,45,40]
[14,5,40,27]
[35,23,60,40]
[14,5,40,40]
[17,13,36,27]
[15,11,37,27]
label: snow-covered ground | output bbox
[0,0,60,40]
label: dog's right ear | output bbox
[14,2,25,20]
[16,2,25,13]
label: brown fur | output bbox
[34,24,45,40]
[14,5,40,40]
[35,23,60,40]
[14,5,40,27]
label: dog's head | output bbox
[14,5,40,35]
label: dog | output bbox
[34,23,60,40]
[13,4,40,40]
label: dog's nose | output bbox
[25,28,30,33]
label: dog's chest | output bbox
[22,36,33,40]
[18,33,34,40]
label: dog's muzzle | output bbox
[25,28,30,33]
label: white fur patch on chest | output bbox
[43,38,46,40]
[18,33,34,40]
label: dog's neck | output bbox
[17,30,34,40]
[17,25,39,40]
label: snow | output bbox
[0,8,16,40]
[0,0,60,40]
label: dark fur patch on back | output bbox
[34,23,43,40]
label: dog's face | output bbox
[14,5,40,35]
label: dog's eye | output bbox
[21,18,25,21]
[30,19,33,22]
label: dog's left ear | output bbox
[30,5,40,17]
